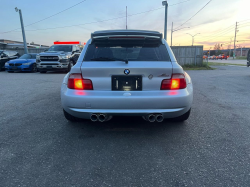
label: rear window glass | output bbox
[83,40,170,61]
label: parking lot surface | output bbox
[207,58,247,65]
[1,67,250,186]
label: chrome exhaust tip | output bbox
[90,114,98,122]
[148,114,156,122]
[98,114,106,122]
[156,114,164,122]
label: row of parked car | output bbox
[0,43,81,73]
[203,55,229,60]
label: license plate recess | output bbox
[112,75,142,91]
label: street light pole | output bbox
[15,7,28,54]
[162,1,168,40]
[186,33,200,46]
[171,22,173,46]
[171,24,190,46]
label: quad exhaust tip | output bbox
[90,114,98,122]
[143,114,164,122]
[156,114,164,122]
[148,114,156,122]
[98,114,106,122]
[91,113,110,122]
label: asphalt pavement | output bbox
[206,58,247,65]
[1,67,250,187]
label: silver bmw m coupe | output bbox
[61,30,193,122]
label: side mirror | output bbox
[44,49,48,52]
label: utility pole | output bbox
[229,37,233,57]
[233,22,238,59]
[15,7,28,54]
[171,22,173,46]
[126,6,127,30]
[171,23,189,46]
[162,1,168,40]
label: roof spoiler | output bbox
[91,30,162,40]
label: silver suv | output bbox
[61,30,193,122]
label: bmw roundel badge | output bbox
[124,69,130,75]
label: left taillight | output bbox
[161,73,187,90]
[67,73,93,90]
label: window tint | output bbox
[19,54,32,59]
[31,54,37,59]
[3,51,9,56]
[84,40,170,61]
[9,51,16,56]
[48,45,72,52]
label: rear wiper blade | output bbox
[91,57,128,64]
[90,57,115,61]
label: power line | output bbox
[195,24,235,42]
[175,0,212,29]
[1,0,87,34]
[199,28,235,42]
[203,24,234,37]
[238,24,250,29]
[1,0,190,34]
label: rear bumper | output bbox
[61,83,193,119]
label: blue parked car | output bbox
[5,53,38,73]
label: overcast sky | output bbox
[0,0,249,49]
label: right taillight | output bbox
[67,73,93,90]
[161,73,186,90]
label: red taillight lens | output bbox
[161,74,186,90]
[67,74,93,90]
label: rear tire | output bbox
[40,71,47,73]
[171,109,191,122]
[63,109,81,122]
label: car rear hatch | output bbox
[80,30,172,91]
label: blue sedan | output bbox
[5,53,38,73]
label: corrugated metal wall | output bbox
[171,46,203,66]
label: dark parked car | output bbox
[5,53,38,73]
[0,50,20,71]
